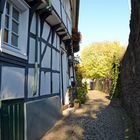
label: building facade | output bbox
[0,0,80,139]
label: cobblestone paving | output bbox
[41,90,135,140]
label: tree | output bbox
[81,41,125,79]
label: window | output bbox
[4,2,19,48]
[1,0,29,59]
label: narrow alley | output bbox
[41,90,135,140]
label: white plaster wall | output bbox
[52,50,60,71]
[30,13,36,34]
[53,33,57,48]
[49,33,52,44]
[52,49,56,70]
[67,18,72,35]
[1,67,25,99]
[62,7,67,28]
[56,35,60,50]
[52,0,61,17]
[56,52,60,71]
[40,72,51,95]
[62,52,69,104]
[29,38,36,63]
[61,0,72,35]
[28,68,39,98]
[41,43,51,68]
[65,0,71,20]
[42,22,50,40]
[52,73,60,93]
[38,41,40,64]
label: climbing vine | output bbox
[110,55,120,99]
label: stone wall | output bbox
[121,0,140,138]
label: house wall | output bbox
[121,0,140,139]
[0,0,72,100]
[0,0,73,139]
[1,67,25,99]
[25,11,69,139]
[25,96,62,140]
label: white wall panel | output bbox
[49,35,52,44]
[56,52,60,71]
[40,72,51,95]
[52,50,57,70]
[62,7,67,28]
[42,22,50,40]
[29,38,36,63]
[53,33,57,48]
[52,51,60,71]
[41,43,51,68]
[56,35,60,50]
[65,0,71,19]
[1,67,25,99]
[30,13,36,34]
[28,68,39,98]
[52,73,60,93]
[52,0,61,17]
[68,18,72,35]
[62,52,69,104]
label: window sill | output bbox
[1,45,27,60]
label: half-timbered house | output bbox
[0,0,80,139]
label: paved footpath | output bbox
[41,90,135,140]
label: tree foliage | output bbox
[81,41,125,79]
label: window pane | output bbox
[5,16,9,28]
[4,29,8,43]
[12,20,18,34]
[6,2,10,15]
[11,34,18,47]
[12,8,19,21]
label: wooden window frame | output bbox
[4,1,20,48]
[1,0,29,59]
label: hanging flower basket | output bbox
[72,31,82,43]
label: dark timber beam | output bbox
[28,0,42,30]
[52,23,62,31]
[0,0,6,13]
[60,33,67,40]
[56,29,65,33]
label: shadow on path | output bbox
[41,90,136,140]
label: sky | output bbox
[78,0,131,52]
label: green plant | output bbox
[77,82,88,104]
[110,56,120,99]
